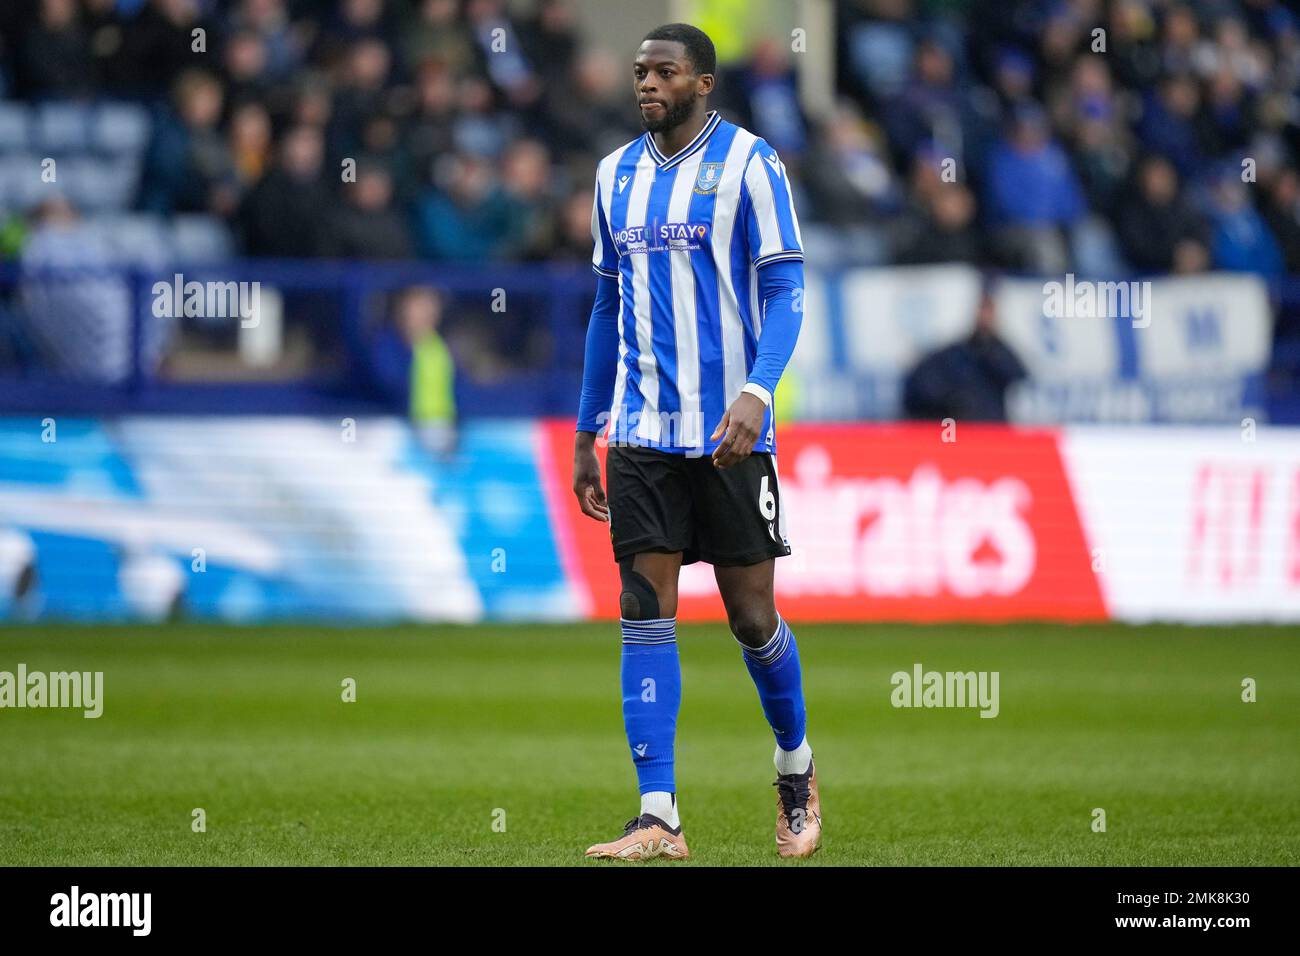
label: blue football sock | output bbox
[739,615,807,751]
[620,617,681,795]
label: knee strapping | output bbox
[619,564,661,620]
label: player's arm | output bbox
[574,174,621,521]
[711,258,804,468]
[713,143,805,469]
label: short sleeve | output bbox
[591,174,619,279]
[741,142,804,269]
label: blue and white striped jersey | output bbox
[589,110,803,455]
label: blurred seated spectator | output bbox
[727,36,807,160]
[542,47,641,160]
[15,0,96,98]
[331,164,414,260]
[803,103,902,225]
[883,36,987,173]
[18,197,172,384]
[983,105,1085,273]
[1114,154,1209,273]
[90,0,207,98]
[227,0,304,83]
[549,185,598,265]
[370,286,457,454]
[1263,168,1300,272]
[414,152,514,261]
[401,0,477,77]
[499,138,557,261]
[221,28,275,109]
[139,69,231,215]
[1052,58,1131,219]
[210,100,273,218]
[1205,164,1284,275]
[1137,72,1213,177]
[894,182,981,265]
[902,278,1027,423]
[238,124,335,257]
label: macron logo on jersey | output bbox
[764,152,781,176]
[618,174,630,193]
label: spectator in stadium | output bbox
[882,36,987,174]
[370,286,458,455]
[519,0,582,96]
[989,46,1037,117]
[902,277,1027,423]
[802,102,902,226]
[405,60,458,182]
[723,36,808,161]
[18,197,168,384]
[894,182,981,265]
[1136,72,1212,176]
[542,47,641,160]
[1263,168,1300,272]
[1048,57,1130,219]
[221,28,274,109]
[401,0,477,77]
[499,138,558,262]
[327,38,396,164]
[1105,0,1164,92]
[413,151,514,262]
[88,0,208,98]
[982,104,1086,273]
[139,69,231,215]
[451,72,521,158]
[550,184,599,265]
[238,124,335,257]
[331,164,413,260]
[225,101,273,195]
[226,0,303,83]
[1205,165,1285,275]
[465,0,542,110]
[1114,154,1209,274]
[15,0,96,98]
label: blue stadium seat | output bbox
[170,215,235,263]
[1,154,51,210]
[98,214,170,265]
[0,102,31,152]
[93,103,151,155]
[34,102,92,152]
[59,155,139,212]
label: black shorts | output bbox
[606,444,792,567]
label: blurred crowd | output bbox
[0,0,1297,277]
[833,0,1300,276]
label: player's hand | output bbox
[573,432,609,522]
[710,392,766,469]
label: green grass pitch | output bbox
[1,622,1297,866]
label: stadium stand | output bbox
[0,0,1297,421]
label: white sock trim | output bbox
[640,790,679,829]
[775,736,812,776]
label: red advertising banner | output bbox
[540,421,1107,622]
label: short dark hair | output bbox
[642,23,716,77]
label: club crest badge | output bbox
[694,162,724,194]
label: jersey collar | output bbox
[644,110,721,171]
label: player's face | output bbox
[633,40,712,134]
